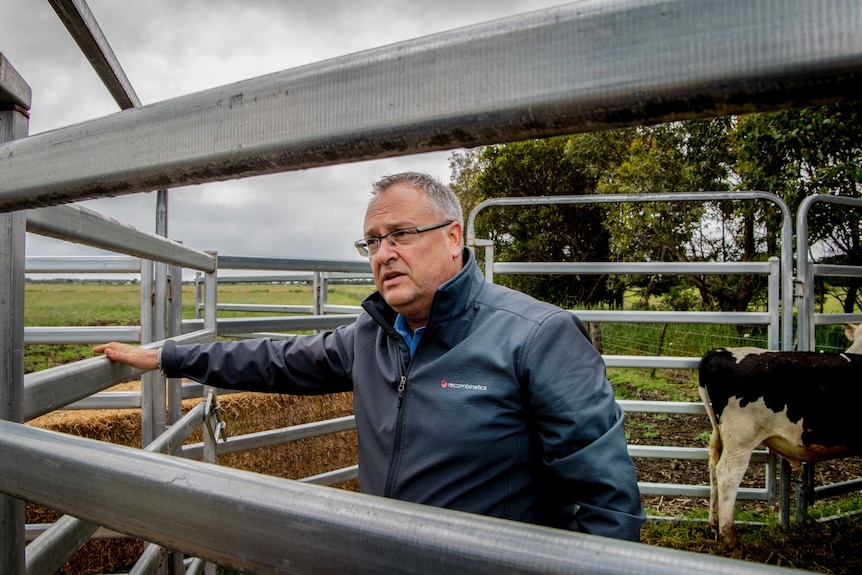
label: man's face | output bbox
[363,183,463,329]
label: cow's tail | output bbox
[698,382,721,451]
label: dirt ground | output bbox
[627,410,862,515]
[626,409,862,574]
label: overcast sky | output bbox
[1,0,566,270]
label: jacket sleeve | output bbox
[160,323,355,395]
[522,310,645,541]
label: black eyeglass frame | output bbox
[354,220,454,257]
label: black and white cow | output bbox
[698,324,862,547]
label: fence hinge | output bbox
[793,277,806,298]
[204,389,228,444]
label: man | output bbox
[96,172,644,541]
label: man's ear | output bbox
[448,221,464,255]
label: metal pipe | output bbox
[23,326,141,345]
[299,466,360,487]
[25,204,215,272]
[0,54,32,110]
[169,264,184,428]
[25,402,206,575]
[218,255,370,274]
[200,256,219,575]
[128,542,163,575]
[0,420,813,575]
[25,524,128,543]
[491,261,772,274]
[24,255,141,273]
[22,330,214,421]
[0,60,30,575]
[140,257,155,444]
[47,0,141,110]
[603,356,700,369]
[571,310,770,324]
[181,314,358,334]
[64,391,142,410]
[212,304,314,314]
[3,0,860,212]
[153,257,168,439]
[182,415,356,459]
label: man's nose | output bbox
[375,237,398,261]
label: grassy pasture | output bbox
[23,281,374,372]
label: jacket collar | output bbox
[362,247,483,329]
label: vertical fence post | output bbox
[195,271,203,319]
[767,256,780,351]
[153,189,183,575]
[167,257,185,575]
[168,263,184,427]
[152,190,169,442]
[0,53,31,575]
[202,253,219,575]
[320,272,330,314]
[764,255,783,512]
[313,271,323,316]
[140,258,155,445]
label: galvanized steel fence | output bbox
[3,0,862,573]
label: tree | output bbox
[733,103,862,312]
[449,105,862,314]
[450,132,635,308]
[599,122,728,307]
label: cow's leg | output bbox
[715,443,754,548]
[707,426,721,531]
[713,404,765,548]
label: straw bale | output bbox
[200,391,359,488]
[26,505,144,575]
[26,385,357,574]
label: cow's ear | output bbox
[845,323,858,342]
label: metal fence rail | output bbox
[467,191,794,350]
[3,1,860,211]
[793,195,862,522]
[25,204,215,272]
[24,402,207,575]
[0,420,812,575]
[467,192,790,508]
[23,331,214,422]
[200,255,372,319]
[3,0,862,573]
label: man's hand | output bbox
[93,342,159,371]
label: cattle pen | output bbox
[2,1,862,574]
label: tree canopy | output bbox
[450,103,862,311]
[450,132,634,307]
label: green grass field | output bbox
[23,282,374,372]
[25,281,854,370]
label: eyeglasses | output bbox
[355,221,453,257]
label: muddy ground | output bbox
[626,404,862,574]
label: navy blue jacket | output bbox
[162,248,644,540]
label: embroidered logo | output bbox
[441,379,487,391]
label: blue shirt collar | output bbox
[394,314,425,357]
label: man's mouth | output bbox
[382,271,404,285]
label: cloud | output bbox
[2,0,563,272]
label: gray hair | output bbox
[371,172,463,225]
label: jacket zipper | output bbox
[396,375,407,409]
[384,353,410,497]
